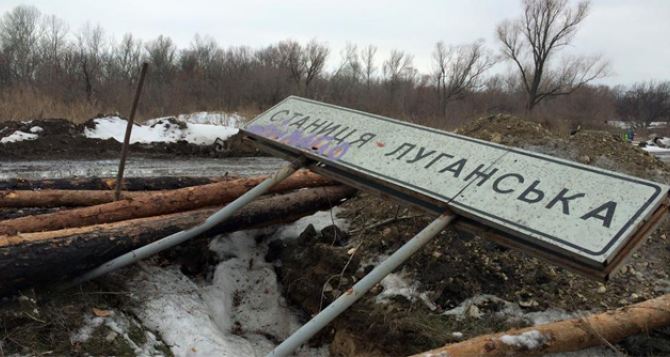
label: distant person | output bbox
[626,128,635,142]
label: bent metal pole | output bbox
[70,158,306,287]
[266,212,456,357]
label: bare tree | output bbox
[432,40,495,116]
[383,50,414,85]
[0,5,42,82]
[617,81,670,126]
[382,50,416,113]
[303,39,328,96]
[189,34,220,71]
[76,24,107,102]
[277,40,304,90]
[361,44,377,89]
[334,42,361,81]
[38,14,68,85]
[111,33,142,86]
[496,0,608,111]
[144,35,176,81]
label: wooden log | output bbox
[412,293,670,357]
[0,176,234,191]
[0,189,148,207]
[0,176,242,208]
[0,170,333,235]
[0,185,356,296]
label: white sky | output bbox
[0,0,667,86]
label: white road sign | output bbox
[242,96,669,277]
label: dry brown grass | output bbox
[0,89,268,124]
[0,88,113,123]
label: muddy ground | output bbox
[0,118,262,160]
[1,115,669,356]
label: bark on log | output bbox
[0,185,356,296]
[0,170,333,235]
[0,177,241,208]
[0,176,233,191]
[412,293,670,357]
[0,189,148,207]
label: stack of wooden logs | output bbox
[0,170,355,296]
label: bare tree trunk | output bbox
[0,170,333,235]
[0,185,356,296]
[413,293,670,357]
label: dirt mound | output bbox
[277,114,670,356]
[0,118,262,160]
[455,113,555,147]
[458,113,669,182]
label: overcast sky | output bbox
[0,0,667,86]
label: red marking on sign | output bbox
[375,141,385,148]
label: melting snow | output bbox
[125,209,345,356]
[70,314,105,343]
[70,309,165,355]
[500,330,548,349]
[29,126,43,133]
[375,272,438,310]
[273,207,348,241]
[84,113,239,145]
[175,111,243,126]
[643,144,670,154]
[0,130,38,143]
[441,294,619,357]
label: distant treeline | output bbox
[0,4,667,129]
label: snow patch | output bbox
[649,121,669,128]
[500,330,547,349]
[441,295,619,356]
[69,309,164,355]
[643,144,670,154]
[29,126,43,133]
[206,231,305,346]
[274,206,348,241]
[127,264,254,357]
[375,272,437,310]
[0,130,38,143]
[125,210,347,356]
[176,111,243,126]
[442,294,588,325]
[377,273,418,302]
[70,314,105,343]
[84,113,239,145]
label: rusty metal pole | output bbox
[114,62,149,201]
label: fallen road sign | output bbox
[242,96,670,279]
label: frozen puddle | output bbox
[126,209,347,356]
